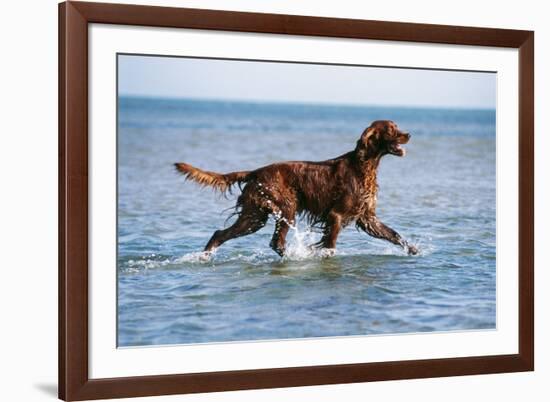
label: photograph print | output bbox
[117,54,496,347]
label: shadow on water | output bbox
[269,254,346,276]
[266,253,406,282]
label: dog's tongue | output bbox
[390,143,405,156]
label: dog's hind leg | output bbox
[268,205,296,257]
[270,218,291,257]
[204,210,268,253]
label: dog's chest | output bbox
[357,190,377,214]
[354,162,379,215]
[353,182,378,216]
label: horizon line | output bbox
[118,93,496,112]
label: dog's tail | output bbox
[174,162,251,193]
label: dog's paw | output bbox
[407,244,419,255]
[199,251,213,262]
[319,248,336,258]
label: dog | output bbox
[175,120,418,257]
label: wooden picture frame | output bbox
[59,1,534,400]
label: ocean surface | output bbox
[117,96,496,347]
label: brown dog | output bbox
[175,120,417,257]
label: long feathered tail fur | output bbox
[174,162,250,193]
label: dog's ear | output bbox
[357,127,378,149]
[361,127,376,141]
[355,126,383,160]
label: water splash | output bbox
[281,222,335,261]
[124,254,171,271]
[407,236,435,257]
[119,226,433,272]
[173,251,214,264]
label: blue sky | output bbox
[118,54,496,109]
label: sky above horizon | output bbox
[118,54,496,110]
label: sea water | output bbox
[117,97,496,346]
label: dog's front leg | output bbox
[318,211,342,251]
[358,216,417,255]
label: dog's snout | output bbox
[403,132,411,139]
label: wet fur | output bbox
[175,120,418,257]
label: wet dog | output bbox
[175,120,417,257]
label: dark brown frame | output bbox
[59,1,534,400]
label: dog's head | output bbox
[357,120,411,158]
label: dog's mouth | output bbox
[387,132,410,156]
[388,141,406,156]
